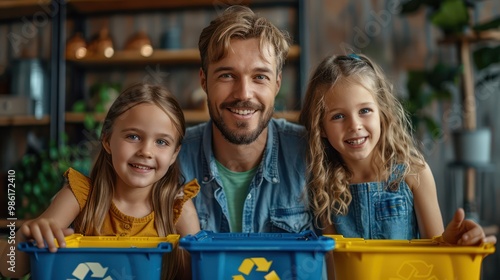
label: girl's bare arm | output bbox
[175,199,200,237]
[0,185,80,278]
[408,162,444,239]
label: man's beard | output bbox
[208,97,274,145]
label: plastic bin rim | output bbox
[18,242,174,253]
[179,231,335,252]
[17,233,180,253]
[325,235,495,254]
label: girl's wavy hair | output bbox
[299,54,425,228]
[198,5,291,76]
[73,83,186,280]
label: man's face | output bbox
[200,38,281,144]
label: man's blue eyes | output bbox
[219,74,268,80]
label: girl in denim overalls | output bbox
[299,54,496,245]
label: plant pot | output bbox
[452,129,492,164]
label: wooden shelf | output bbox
[273,110,299,122]
[0,0,51,21]
[438,30,500,44]
[0,115,50,126]
[67,45,300,67]
[66,0,298,14]
[65,110,299,124]
[65,112,106,123]
[184,110,210,123]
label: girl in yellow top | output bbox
[2,83,200,279]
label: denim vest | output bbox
[333,165,419,239]
[178,119,313,233]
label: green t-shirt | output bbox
[215,160,257,232]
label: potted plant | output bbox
[400,0,500,164]
[402,63,459,141]
[401,0,471,35]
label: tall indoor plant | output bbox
[401,0,500,164]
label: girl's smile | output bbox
[344,136,368,146]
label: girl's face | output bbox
[321,81,381,166]
[103,103,180,191]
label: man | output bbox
[179,5,312,233]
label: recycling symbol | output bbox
[69,262,113,280]
[390,260,438,280]
[232,257,280,280]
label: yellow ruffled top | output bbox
[63,168,199,236]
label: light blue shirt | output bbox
[178,118,313,233]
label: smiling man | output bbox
[178,5,312,233]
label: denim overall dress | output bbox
[332,164,419,239]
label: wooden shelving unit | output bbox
[0,115,50,126]
[438,30,500,45]
[65,110,300,124]
[63,0,306,130]
[0,0,51,21]
[66,0,298,14]
[67,45,300,67]
[439,30,500,225]
[438,30,500,130]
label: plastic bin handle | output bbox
[157,242,173,252]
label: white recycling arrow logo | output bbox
[69,262,113,280]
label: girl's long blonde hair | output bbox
[73,83,186,280]
[299,54,426,228]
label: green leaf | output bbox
[72,100,87,112]
[49,146,59,160]
[99,87,111,103]
[33,185,41,196]
[473,46,500,70]
[427,63,461,90]
[84,114,96,130]
[407,70,426,97]
[94,103,105,113]
[423,116,441,139]
[430,0,469,34]
[29,204,38,215]
[433,89,452,100]
[472,16,500,31]
[24,182,32,193]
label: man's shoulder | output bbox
[180,122,209,157]
[184,122,209,141]
[270,118,306,138]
